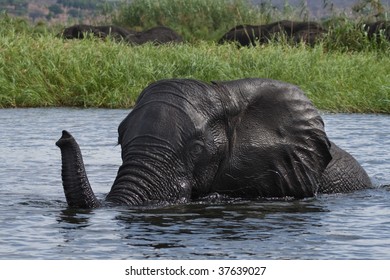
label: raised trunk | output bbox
[56,130,101,208]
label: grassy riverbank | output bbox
[0,13,389,113]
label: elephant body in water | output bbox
[57,78,372,208]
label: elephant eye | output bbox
[188,140,205,160]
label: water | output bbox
[0,108,389,259]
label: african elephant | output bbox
[58,25,183,45]
[124,26,183,45]
[363,21,390,42]
[218,20,327,46]
[58,24,135,41]
[56,78,372,208]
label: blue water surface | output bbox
[0,108,389,259]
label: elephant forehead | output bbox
[136,79,222,119]
[118,101,202,147]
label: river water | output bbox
[0,108,389,259]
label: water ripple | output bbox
[0,109,389,259]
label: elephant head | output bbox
[57,78,334,208]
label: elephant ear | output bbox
[216,79,331,198]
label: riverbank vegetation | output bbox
[0,0,389,113]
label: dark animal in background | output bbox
[363,20,390,42]
[219,20,327,46]
[58,24,135,41]
[56,78,372,209]
[58,24,183,45]
[125,26,183,45]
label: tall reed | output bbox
[0,6,389,113]
[113,0,295,42]
[1,28,389,112]
[113,0,390,52]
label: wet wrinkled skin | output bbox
[56,78,372,208]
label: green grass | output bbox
[113,0,267,42]
[113,0,390,47]
[0,10,389,113]
[1,30,389,112]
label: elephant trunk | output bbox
[56,130,101,208]
[105,147,191,206]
